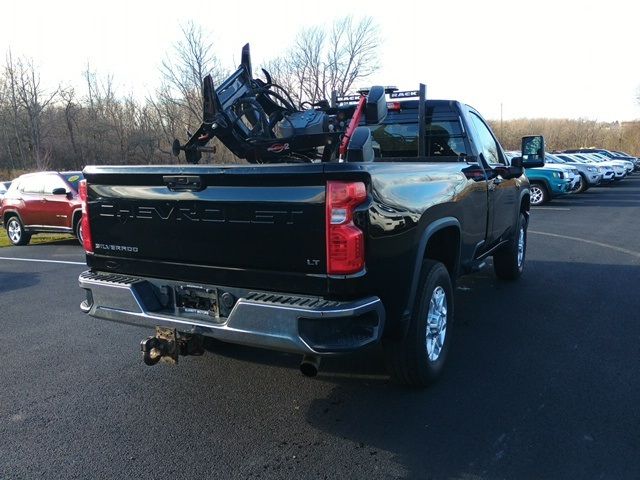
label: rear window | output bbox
[63,173,83,192]
[369,119,467,160]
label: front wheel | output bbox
[529,182,549,206]
[493,213,527,280]
[5,216,31,246]
[384,260,454,387]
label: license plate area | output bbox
[175,285,220,319]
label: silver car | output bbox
[574,154,627,180]
[555,154,615,183]
[588,153,633,174]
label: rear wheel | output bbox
[74,218,83,245]
[5,216,31,246]
[384,260,453,387]
[529,182,549,205]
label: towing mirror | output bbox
[501,156,524,179]
[521,135,545,168]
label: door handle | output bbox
[163,175,205,192]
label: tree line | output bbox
[0,18,381,176]
[489,118,640,156]
[1,18,638,178]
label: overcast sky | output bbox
[1,0,639,121]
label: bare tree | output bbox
[6,53,59,170]
[59,87,83,169]
[264,16,381,106]
[158,21,226,130]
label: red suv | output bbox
[1,171,84,246]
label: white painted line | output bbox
[532,207,571,211]
[529,231,640,259]
[0,256,85,266]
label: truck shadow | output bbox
[300,260,640,479]
[204,259,640,479]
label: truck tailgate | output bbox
[84,165,329,278]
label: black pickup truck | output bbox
[78,48,544,386]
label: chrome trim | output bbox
[79,271,385,355]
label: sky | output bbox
[1,0,639,121]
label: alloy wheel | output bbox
[426,286,447,361]
[7,219,22,244]
[517,226,525,268]
[530,185,544,205]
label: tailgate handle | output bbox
[163,175,205,192]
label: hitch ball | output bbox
[140,336,169,366]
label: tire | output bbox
[577,174,589,193]
[384,260,454,387]
[74,217,83,245]
[529,182,549,205]
[5,216,31,246]
[493,213,527,280]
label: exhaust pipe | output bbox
[300,355,321,377]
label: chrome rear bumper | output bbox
[79,271,385,355]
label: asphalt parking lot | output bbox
[1,177,639,479]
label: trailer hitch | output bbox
[140,327,204,366]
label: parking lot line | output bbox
[532,207,571,210]
[529,231,640,259]
[0,256,85,266]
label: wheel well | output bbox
[521,194,530,214]
[423,226,460,279]
[530,180,548,193]
[72,210,82,229]
[3,211,19,225]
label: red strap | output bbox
[339,95,367,160]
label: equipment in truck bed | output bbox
[172,43,425,164]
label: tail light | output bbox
[326,181,367,275]
[78,180,94,253]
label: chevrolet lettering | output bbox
[97,204,304,225]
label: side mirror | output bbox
[521,135,545,168]
[52,187,68,195]
[498,156,524,179]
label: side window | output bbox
[21,177,44,194]
[469,113,504,166]
[43,175,68,195]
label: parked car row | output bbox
[0,171,84,245]
[506,148,638,205]
[1,147,637,244]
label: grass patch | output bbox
[0,232,76,248]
